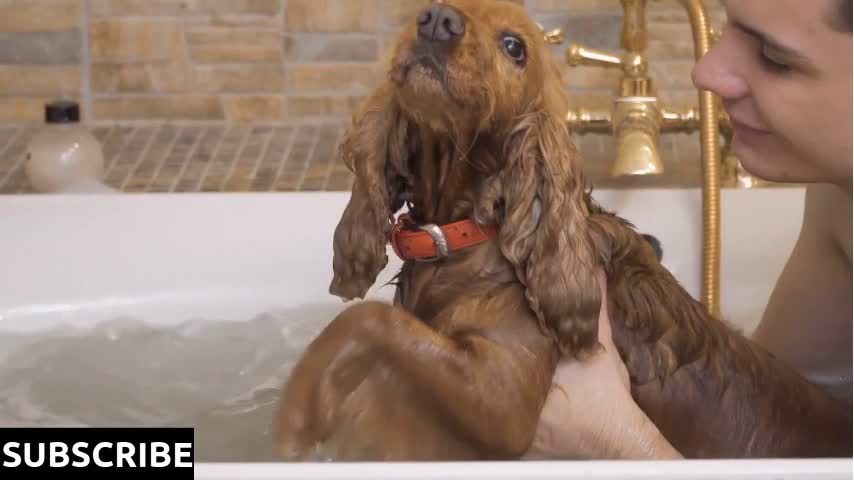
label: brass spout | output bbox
[615,131,663,176]
[612,97,664,176]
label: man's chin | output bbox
[733,139,813,184]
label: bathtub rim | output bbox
[191,458,853,479]
[0,186,806,336]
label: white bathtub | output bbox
[0,187,850,479]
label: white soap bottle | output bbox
[24,101,114,194]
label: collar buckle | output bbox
[414,223,450,262]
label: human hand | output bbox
[523,269,682,460]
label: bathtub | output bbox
[0,187,850,479]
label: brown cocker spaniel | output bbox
[273,0,852,461]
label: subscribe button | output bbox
[0,428,193,478]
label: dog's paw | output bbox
[274,378,341,462]
[273,353,338,460]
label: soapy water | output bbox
[0,303,345,462]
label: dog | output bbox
[273,0,852,461]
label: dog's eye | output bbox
[502,36,526,64]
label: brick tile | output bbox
[287,64,378,94]
[252,126,293,191]
[222,126,274,191]
[173,126,225,192]
[0,128,31,191]
[226,96,284,123]
[90,0,280,17]
[199,125,250,191]
[534,0,621,12]
[273,125,317,190]
[123,124,180,192]
[301,125,340,190]
[90,19,183,61]
[93,96,225,121]
[283,34,378,62]
[192,65,286,93]
[0,31,81,64]
[380,0,431,29]
[92,126,113,143]
[286,96,365,118]
[286,0,377,33]
[148,127,205,192]
[103,126,158,188]
[186,27,282,64]
[0,65,83,96]
[91,61,190,94]
[0,169,28,193]
[101,126,136,175]
[650,60,696,89]
[0,0,81,33]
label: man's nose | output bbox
[417,4,466,43]
[691,32,749,100]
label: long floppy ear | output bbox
[478,59,602,358]
[328,83,414,301]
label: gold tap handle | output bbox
[567,108,613,134]
[660,106,735,136]
[566,44,623,69]
[660,107,700,133]
[537,24,565,45]
[544,28,565,45]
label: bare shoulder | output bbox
[802,183,852,263]
[752,183,852,401]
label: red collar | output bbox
[389,213,498,262]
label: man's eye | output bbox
[503,36,526,64]
[759,44,792,73]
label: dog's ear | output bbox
[477,57,601,358]
[329,83,414,301]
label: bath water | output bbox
[0,303,345,462]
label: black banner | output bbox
[0,428,193,478]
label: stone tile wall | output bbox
[0,0,724,124]
[0,0,84,122]
[1,0,733,191]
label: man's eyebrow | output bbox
[728,18,809,62]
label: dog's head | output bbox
[389,0,560,135]
[329,0,601,357]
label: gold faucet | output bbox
[544,0,752,317]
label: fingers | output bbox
[522,383,571,460]
[596,268,617,349]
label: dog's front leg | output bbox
[275,298,558,460]
[346,299,559,458]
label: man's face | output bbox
[693,0,852,187]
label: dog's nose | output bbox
[417,4,465,43]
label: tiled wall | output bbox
[0,0,733,193]
[0,0,724,125]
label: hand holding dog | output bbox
[524,270,683,460]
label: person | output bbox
[525,0,853,459]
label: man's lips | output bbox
[730,117,770,136]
